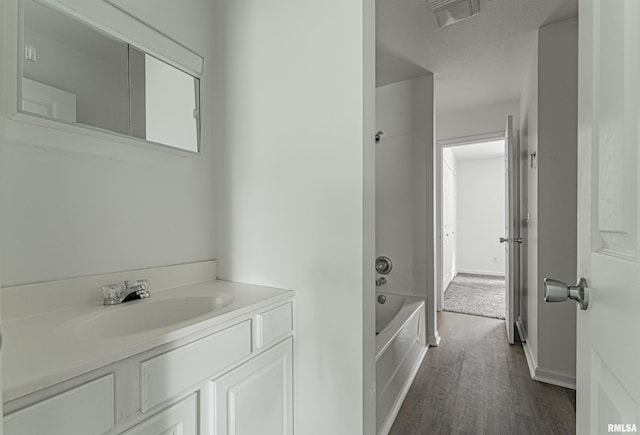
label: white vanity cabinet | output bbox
[3,298,294,435]
[212,338,293,435]
[4,375,116,435]
[123,394,198,435]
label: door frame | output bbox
[435,131,505,313]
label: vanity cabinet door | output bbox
[212,338,292,435]
[122,394,198,435]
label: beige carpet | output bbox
[443,273,505,319]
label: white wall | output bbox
[437,99,519,143]
[211,1,376,434]
[519,17,578,388]
[3,0,377,433]
[0,0,216,287]
[456,157,505,276]
[376,75,432,298]
[536,17,578,380]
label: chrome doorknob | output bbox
[500,237,508,243]
[513,237,523,244]
[544,277,589,310]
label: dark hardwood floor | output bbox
[389,311,576,435]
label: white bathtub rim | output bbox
[376,296,424,360]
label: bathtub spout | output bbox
[376,277,387,287]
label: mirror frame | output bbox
[13,0,204,154]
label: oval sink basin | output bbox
[74,295,234,339]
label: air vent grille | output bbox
[431,0,460,10]
[429,0,480,28]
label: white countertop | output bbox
[2,278,292,403]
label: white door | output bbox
[576,0,640,432]
[502,115,520,345]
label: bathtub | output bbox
[376,292,427,435]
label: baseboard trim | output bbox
[521,340,537,379]
[516,317,527,342]
[457,269,505,277]
[378,345,428,435]
[428,333,441,347]
[521,340,576,390]
[533,366,576,390]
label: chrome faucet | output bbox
[376,277,387,287]
[102,279,150,305]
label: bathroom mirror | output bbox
[19,0,202,153]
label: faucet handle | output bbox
[124,279,149,289]
[136,279,151,298]
[102,284,124,305]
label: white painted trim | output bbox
[521,338,576,390]
[521,339,537,379]
[435,132,506,321]
[443,154,456,175]
[377,346,428,435]
[435,141,444,314]
[42,0,204,76]
[428,334,441,347]
[516,316,527,341]
[533,366,576,390]
[457,269,505,277]
[425,74,439,364]
[438,131,505,148]
[8,111,197,157]
[6,0,205,156]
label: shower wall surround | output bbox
[375,75,433,298]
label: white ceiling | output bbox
[450,139,504,161]
[376,0,577,114]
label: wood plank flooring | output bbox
[389,311,576,435]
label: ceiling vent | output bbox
[430,0,480,28]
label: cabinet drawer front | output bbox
[257,302,292,349]
[141,320,252,411]
[5,374,115,435]
[123,394,198,435]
